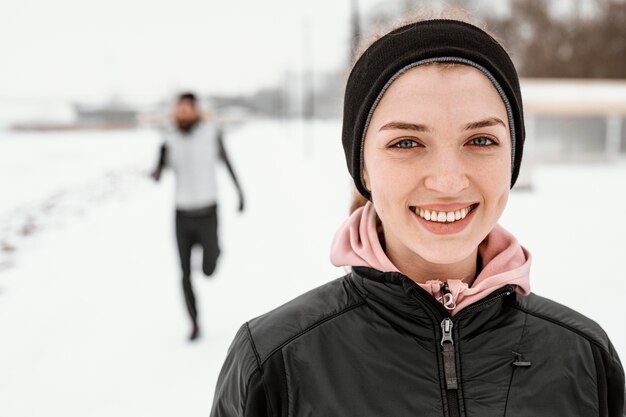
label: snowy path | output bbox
[0,122,349,416]
[1,121,625,416]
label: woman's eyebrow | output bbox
[463,117,506,131]
[379,121,431,132]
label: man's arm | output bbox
[218,129,245,212]
[151,143,168,182]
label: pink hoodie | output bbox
[330,202,531,316]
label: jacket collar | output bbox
[349,266,518,340]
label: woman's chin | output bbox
[406,241,477,266]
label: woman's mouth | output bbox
[409,203,478,223]
[409,203,478,235]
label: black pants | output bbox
[175,205,220,325]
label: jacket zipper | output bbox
[439,285,514,417]
[408,283,515,417]
[441,317,461,417]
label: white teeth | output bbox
[414,205,474,223]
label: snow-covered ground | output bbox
[0,121,625,416]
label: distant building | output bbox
[515,78,626,189]
[522,78,626,161]
[74,101,139,129]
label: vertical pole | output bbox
[302,18,314,157]
[516,114,536,190]
[606,114,622,160]
[402,0,414,15]
[350,0,361,64]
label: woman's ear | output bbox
[363,166,370,191]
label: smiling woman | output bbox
[362,64,512,281]
[209,8,625,417]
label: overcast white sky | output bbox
[0,0,589,105]
[0,0,380,103]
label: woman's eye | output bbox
[392,139,419,149]
[468,136,496,146]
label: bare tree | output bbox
[487,0,626,78]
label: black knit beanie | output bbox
[342,19,525,199]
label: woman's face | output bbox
[363,64,511,267]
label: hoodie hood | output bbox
[330,202,531,316]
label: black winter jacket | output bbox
[210,267,625,417]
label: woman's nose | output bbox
[423,158,470,194]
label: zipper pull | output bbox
[440,318,458,390]
[512,351,532,368]
[441,283,457,311]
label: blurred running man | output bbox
[151,92,244,341]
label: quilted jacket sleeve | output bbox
[210,324,268,417]
[596,340,625,417]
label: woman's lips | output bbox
[409,203,478,235]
